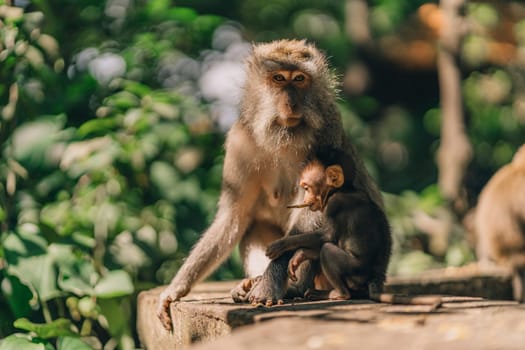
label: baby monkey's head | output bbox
[289,159,344,212]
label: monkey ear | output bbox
[325,165,344,188]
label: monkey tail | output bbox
[370,293,442,308]
[368,281,442,309]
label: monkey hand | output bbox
[287,262,298,282]
[287,249,310,282]
[156,283,190,331]
[266,239,289,260]
[246,275,285,307]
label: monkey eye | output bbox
[273,74,286,82]
[293,74,305,82]
[302,185,309,191]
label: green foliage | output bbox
[13,318,78,339]
[0,319,92,350]
[0,1,225,348]
[385,186,476,277]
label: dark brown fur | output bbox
[267,149,442,308]
[266,148,391,300]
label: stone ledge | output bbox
[137,267,517,349]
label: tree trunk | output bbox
[437,0,472,213]
[345,0,371,46]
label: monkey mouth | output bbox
[284,116,302,127]
[275,115,302,128]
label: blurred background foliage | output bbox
[0,0,524,348]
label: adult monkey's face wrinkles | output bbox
[243,40,331,155]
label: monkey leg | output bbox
[317,242,365,300]
[286,258,319,300]
[233,221,285,304]
[239,220,284,278]
[288,248,319,282]
[231,276,261,303]
[246,250,318,305]
[246,251,292,306]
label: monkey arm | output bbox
[266,231,329,260]
[157,190,258,329]
[157,124,262,330]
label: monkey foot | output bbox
[330,294,351,301]
[252,299,284,307]
[231,277,261,303]
[246,275,286,307]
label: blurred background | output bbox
[1,0,524,348]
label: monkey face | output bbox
[288,162,345,212]
[298,163,329,211]
[265,65,312,128]
[243,40,333,152]
[301,185,324,212]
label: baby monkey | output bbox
[266,149,391,300]
[267,149,441,306]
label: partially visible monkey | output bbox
[266,149,442,307]
[475,144,525,302]
[157,40,384,329]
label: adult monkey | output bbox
[157,39,383,330]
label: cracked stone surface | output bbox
[137,267,523,349]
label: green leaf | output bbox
[3,231,60,301]
[58,273,94,297]
[3,230,47,259]
[145,0,171,17]
[0,334,47,350]
[11,116,66,170]
[105,91,140,109]
[1,275,33,318]
[192,15,223,34]
[395,251,437,277]
[7,254,59,301]
[13,318,78,339]
[77,118,118,138]
[98,299,127,337]
[150,161,180,201]
[71,232,96,249]
[53,244,98,296]
[151,102,180,120]
[57,337,93,350]
[167,7,198,23]
[123,81,151,97]
[94,270,133,298]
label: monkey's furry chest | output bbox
[256,180,298,228]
